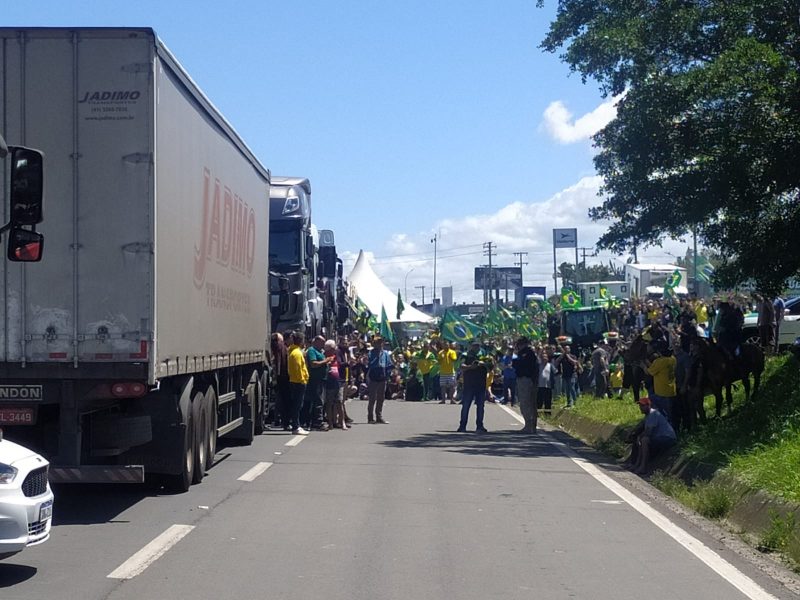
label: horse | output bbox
[621,334,649,403]
[693,338,764,417]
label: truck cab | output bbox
[269,177,322,336]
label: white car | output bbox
[742,298,800,348]
[0,430,53,559]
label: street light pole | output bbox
[430,234,438,313]
[404,267,415,300]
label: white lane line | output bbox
[285,434,307,447]
[107,524,195,580]
[237,461,273,482]
[496,404,778,600]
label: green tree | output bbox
[539,0,800,295]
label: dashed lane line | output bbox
[496,403,778,600]
[285,434,307,447]
[237,461,273,482]
[107,524,195,580]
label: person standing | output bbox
[774,296,785,353]
[500,347,517,406]
[457,341,489,433]
[557,345,579,407]
[287,332,309,435]
[645,341,677,425]
[591,342,609,398]
[415,342,437,401]
[324,340,347,429]
[756,294,776,352]
[270,332,291,430]
[366,336,393,424]
[437,341,458,404]
[536,352,555,415]
[303,335,332,431]
[513,336,538,433]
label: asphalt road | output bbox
[1,399,798,600]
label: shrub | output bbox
[758,510,797,553]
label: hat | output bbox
[556,335,572,345]
[638,397,651,406]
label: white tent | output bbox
[348,250,434,323]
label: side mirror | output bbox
[10,147,44,225]
[8,228,43,262]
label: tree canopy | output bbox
[539,0,800,295]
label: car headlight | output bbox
[0,463,18,483]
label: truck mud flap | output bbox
[50,465,145,484]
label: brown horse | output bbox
[693,338,764,417]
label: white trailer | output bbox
[575,281,628,305]
[624,263,688,299]
[0,28,271,490]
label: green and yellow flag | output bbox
[380,305,396,347]
[440,310,484,343]
[560,287,582,310]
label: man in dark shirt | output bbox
[513,336,538,433]
[458,341,490,432]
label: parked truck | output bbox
[624,263,688,300]
[0,27,273,491]
[269,177,324,337]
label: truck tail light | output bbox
[111,382,148,398]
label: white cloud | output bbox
[541,95,621,144]
[342,175,690,305]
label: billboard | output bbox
[553,228,578,249]
[474,267,522,290]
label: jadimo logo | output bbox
[194,168,256,289]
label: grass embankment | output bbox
[549,355,800,564]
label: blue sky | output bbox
[3,2,686,302]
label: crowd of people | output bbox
[268,292,782,471]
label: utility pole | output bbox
[577,247,596,286]
[513,251,528,306]
[415,285,426,306]
[483,242,496,307]
[430,233,438,315]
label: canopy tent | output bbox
[347,250,434,323]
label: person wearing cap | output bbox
[625,397,677,474]
[457,341,490,433]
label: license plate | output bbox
[0,407,35,425]
[39,500,53,522]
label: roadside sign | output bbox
[553,228,577,249]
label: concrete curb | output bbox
[548,408,800,564]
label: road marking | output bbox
[238,461,273,482]
[496,404,778,600]
[285,434,307,447]
[107,524,195,580]
[591,500,624,505]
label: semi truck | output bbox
[0,27,273,491]
[269,177,324,336]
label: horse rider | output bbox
[714,301,744,360]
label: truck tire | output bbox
[254,380,265,435]
[166,398,195,493]
[205,387,218,463]
[192,390,207,484]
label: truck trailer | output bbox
[623,263,688,300]
[0,28,272,491]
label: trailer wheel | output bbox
[166,397,195,493]
[205,387,218,462]
[192,391,207,484]
[254,380,265,436]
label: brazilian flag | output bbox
[664,269,682,289]
[561,287,582,310]
[599,286,609,300]
[440,310,484,343]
